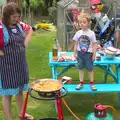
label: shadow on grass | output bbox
[63,93,120,120]
[26,93,120,120]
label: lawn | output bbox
[0,31,120,120]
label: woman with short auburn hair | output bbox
[0,2,34,120]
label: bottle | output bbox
[52,38,58,61]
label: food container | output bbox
[106,47,118,53]
[28,79,68,100]
[104,49,116,60]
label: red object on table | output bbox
[96,55,101,61]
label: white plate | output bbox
[106,47,118,52]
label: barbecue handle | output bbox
[58,87,68,99]
[28,87,68,100]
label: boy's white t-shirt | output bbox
[73,29,97,53]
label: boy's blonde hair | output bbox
[77,11,91,23]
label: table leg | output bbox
[52,66,64,120]
[52,66,58,111]
[57,65,73,77]
[104,65,109,83]
[97,65,117,83]
[104,67,117,83]
[52,66,57,80]
[116,65,120,107]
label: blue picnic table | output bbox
[49,52,120,105]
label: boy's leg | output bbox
[89,71,97,91]
[85,53,97,91]
[76,51,85,90]
[76,70,84,90]
[88,70,94,83]
[79,70,84,82]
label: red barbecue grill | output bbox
[21,79,68,120]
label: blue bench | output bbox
[64,84,120,93]
[49,52,120,105]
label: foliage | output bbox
[22,0,45,9]
[30,0,44,9]
[48,6,57,25]
[21,0,59,23]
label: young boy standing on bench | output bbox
[73,12,97,91]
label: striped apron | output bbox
[0,26,29,89]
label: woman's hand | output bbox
[24,29,33,47]
[19,21,33,47]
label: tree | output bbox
[0,0,7,6]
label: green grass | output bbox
[0,31,120,120]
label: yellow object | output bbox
[96,4,104,11]
[32,80,62,92]
[35,23,56,31]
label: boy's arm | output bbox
[92,42,97,60]
[73,31,79,58]
[74,41,78,58]
[91,32,97,61]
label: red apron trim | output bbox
[0,23,4,49]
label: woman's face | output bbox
[10,13,20,25]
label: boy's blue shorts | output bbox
[77,51,94,71]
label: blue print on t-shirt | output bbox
[78,35,90,52]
